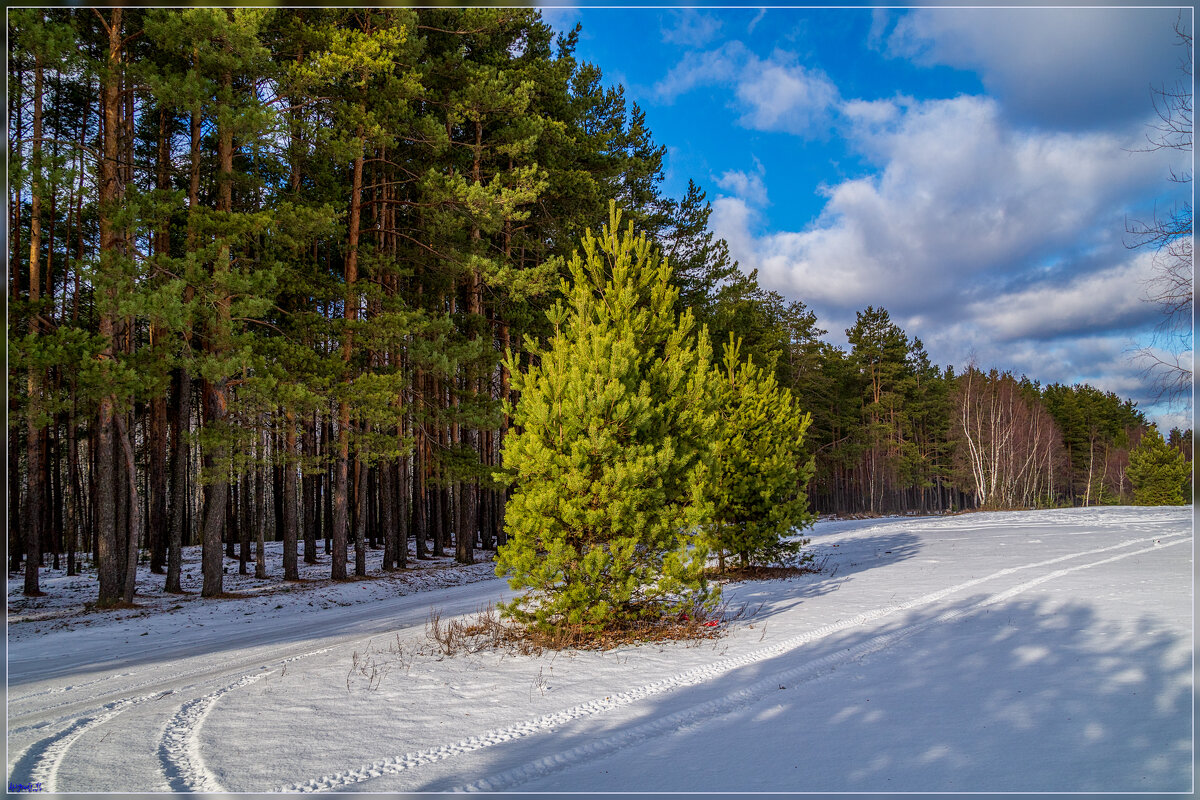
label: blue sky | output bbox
[540,5,1193,429]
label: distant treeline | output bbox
[8,8,1192,603]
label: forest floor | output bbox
[6,506,1193,794]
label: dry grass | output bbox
[424,598,753,657]
[707,549,827,584]
[347,632,417,692]
[707,563,821,582]
[345,599,763,691]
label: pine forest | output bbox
[8,8,1194,607]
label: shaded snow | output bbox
[6,506,1193,793]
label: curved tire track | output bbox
[158,672,270,792]
[11,643,342,793]
[155,643,342,792]
[458,535,1191,792]
[280,531,1188,793]
[11,692,160,793]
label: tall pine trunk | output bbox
[114,413,140,604]
[302,412,318,564]
[23,53,45,596]
[283,411,299,579]
[148,105,171,575]
[200,62,236,598]
[255,431,267,579]
[165,365,191,593]
[95,10,124,608]
[334,123,365,580]
[354,452,367,577]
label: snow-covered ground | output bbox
[6,506,1193,793]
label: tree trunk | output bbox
[325,413,334,555]
[23,54,45,597]
[147,103,171,575]
[95,9,124,608]
[165,365,191,593]
[67,395,80,576]
[115,413,140,604]
[398,438,410,568]
[283,411,299,579]
[255,432,267,579]
[333,125,365,581]
[381,457,397,571]
[200,60,236,598]
[354,452,368,577]
[302,411,318,564]
[200,381,228,598]
[455,478,474,564]
[412,427,428,559]
[238,469,251,574]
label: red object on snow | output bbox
[703,620,718,627]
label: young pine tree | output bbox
[1127,426,1191,506]
[496,204,716,633]
[702,336,816,571]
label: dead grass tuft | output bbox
[346,599,762,691]
[707,562,822,582]
[425,598,753,657]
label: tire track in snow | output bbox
[9,620,376,736]
[9,651,299,732]
[156,643,342,793]
[8,671,138,706]
[458,535,1191,793]
[11,641,344,793]
[12,691,163,793]
[280,531,1187,793]
[8,661,233,733]
[158,672,271,792]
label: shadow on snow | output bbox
[425,594,1192,793]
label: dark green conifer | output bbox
[1128,426,1191,505]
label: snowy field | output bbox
[6,506,1193,794]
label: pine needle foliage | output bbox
[701,336,816,570]
[496,203,718,633]
[1127,426,1191,505]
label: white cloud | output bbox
[716,160,769,207]
[841,98,901,127]
[886,8,1186,129]
[654,43,839,136]
[707,93,1179,391]
[710,195,762,272]
[747,8,766,34]
[661,9,724,48]
[735,56,839,135]
[647,10,1189,410]
[966,254,1159,343]
[654,41,747,102]
[719,95,1170,315]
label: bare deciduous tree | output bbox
[1127,17,1193,405]
[953,367,1065,509]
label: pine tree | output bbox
[496,204,716,633]
[701,336,815,570]
[1128,426,1191,506]
[846,307,912,514]
[662,180,738,316]
[1043,383,1146,506]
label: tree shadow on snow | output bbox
[426,594,1192,793]
[725,531,924,622]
